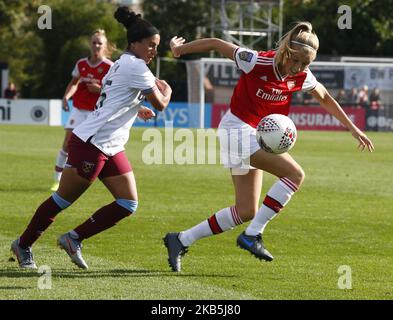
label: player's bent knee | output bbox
[288,167,305,187]
[296,168,306,186]
[236,206,258,222]
[116,198,138,214]
[52,192,72,209]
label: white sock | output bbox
[246,177,298,236]
[179,206,243,247]
[54,149,68,182]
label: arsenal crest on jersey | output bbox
[82,161,95,173]
[287,80,296,90]
[98,67,103,74]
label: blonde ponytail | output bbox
[275,21,319,65]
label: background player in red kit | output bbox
[164,22,374,272]
[51,29,114,191]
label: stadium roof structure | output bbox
[210,0,283,50]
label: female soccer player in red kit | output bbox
[11,7,172,269]
[51,29,114,191]
[164,22,374,272]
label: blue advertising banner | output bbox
[61,100,73,125]
[63,101,212,128]
[134,102,212,128]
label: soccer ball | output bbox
[256,114,297,154]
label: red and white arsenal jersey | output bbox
[71,57,113,111]
[231,48,317,127]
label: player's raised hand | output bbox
[170,36,185,58]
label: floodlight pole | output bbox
[199,60,205,129]
[154,57,162,127]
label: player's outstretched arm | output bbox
[62,77,80,111]
[170,36,238,60]
[311,82,374,152]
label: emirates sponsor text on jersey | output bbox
[256,88,288,102]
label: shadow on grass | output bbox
[107,269,236,279]
[0,187,50,192]
[0,269,38,278]
[0,268,235,279]
[0,286,33,290]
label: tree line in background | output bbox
[0,0,392,100]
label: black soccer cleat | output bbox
[237,232,274,261]
[163,233,188,272]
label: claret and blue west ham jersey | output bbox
[231,48,317,128]
[73,52,156,156]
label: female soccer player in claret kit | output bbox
[11,6,172,269]
[164,22,374,272]
[51,29,114,191]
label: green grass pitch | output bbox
[0,125,392,299]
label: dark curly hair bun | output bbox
[114,6,141,29]
[114,6,159,45]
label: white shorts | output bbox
[218,110,260,170]
[65,108,91,129]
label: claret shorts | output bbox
[65,133,132,181]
